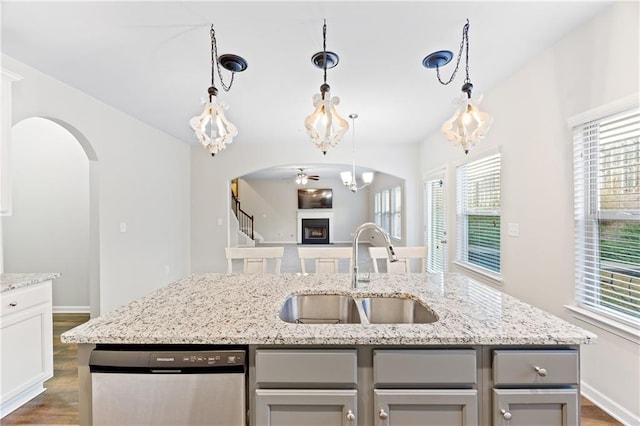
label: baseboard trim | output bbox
[581,380,639,425]
[53,305,91,314]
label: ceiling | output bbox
[1,1,611,180]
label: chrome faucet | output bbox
[352,222,398,288]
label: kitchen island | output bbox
[62,272,596,425]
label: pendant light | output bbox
[304,19,349,155]
[423,19,492,154]
[341,114,374,193]
[190,25,247,156]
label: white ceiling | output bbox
[1,1,611,180]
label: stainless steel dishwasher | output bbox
[89,346,246,426]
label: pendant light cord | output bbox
[436,19,471,85]
[210,25,235,92]
[322,20,328,85]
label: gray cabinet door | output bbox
[255,389,357,426]
[374,389,478,426]
[492,388,579,426]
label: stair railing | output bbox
[231,192,254,240]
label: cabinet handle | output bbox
[9,302,17,307]
[534,365,548,377]
[346,409,355,421]
[379,409,389,420]
[500,408,512,421]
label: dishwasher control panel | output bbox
[89,348,247,372]
[149,350,246,368]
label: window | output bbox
[391,186,402,239]
[426,176,447,273]
[573,107,640,324]
[374,186,402,239]
[456,152,501,275]
[374,192,382,227]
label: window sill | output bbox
[564,305,640,344]
[453,261,504,286]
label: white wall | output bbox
[3,117,90,310]
[191,140,422,273]
[418,3,639,423]
[2,54,191,314]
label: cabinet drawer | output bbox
[374,349,477,386]
[493,350,578,386]
[0,282,51,318]
[255,349,357,386]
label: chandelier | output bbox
[341,114,374,193]
[304,19,349,155]
[190,25,247,156]
[422,19,492,154]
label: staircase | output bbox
[231,192,262,246]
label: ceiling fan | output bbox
[295,168,319,185]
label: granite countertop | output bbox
[61,272,597,346]
[0,272,62,293]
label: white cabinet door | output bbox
[255,389,357,426]
[492,388,579,426]
[374,389,478,426]
[0,282,53,417]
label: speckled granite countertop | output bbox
[61,272,596,346]
[0,272,61,293]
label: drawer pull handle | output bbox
[500,408,512,421]
[9,302,18,307]
[534,366,548,377]
[346,410,355,421]
[379,409,389,420]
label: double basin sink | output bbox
[279,293,438,325]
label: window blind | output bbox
[456,153,501,274]
[427,179,446,273]
[573,107,640,323]
[391,186,402,239]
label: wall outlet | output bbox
[217,218,223,226]
[119,222,127,233]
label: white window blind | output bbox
[456,153,501,274]
[573,107,640,324]
[427,178,446,273]
[391,186,402,239]
[374,192,382,227]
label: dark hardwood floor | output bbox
[1,313,624,425]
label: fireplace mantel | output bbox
[297,210,333,244]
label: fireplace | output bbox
[297,211,334,244]
[302,218,330,244]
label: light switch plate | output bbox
[508,222,520,237]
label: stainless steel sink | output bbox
[359,296,439,324]
[279,294,361,324]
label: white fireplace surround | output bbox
[297,210,334,244]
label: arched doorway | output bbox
[2,117,100,316]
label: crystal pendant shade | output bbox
[190,91,238,156]
[304,87,349,155]
[441,91,492,154]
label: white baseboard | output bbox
[581,380,640,425]
[53,305,91,314]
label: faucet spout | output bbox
[352,222,398,288]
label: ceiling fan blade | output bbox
[309,176,320,180]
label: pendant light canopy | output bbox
[304,19,349,156]
[423,19,492,154]
[190,25,247,156]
